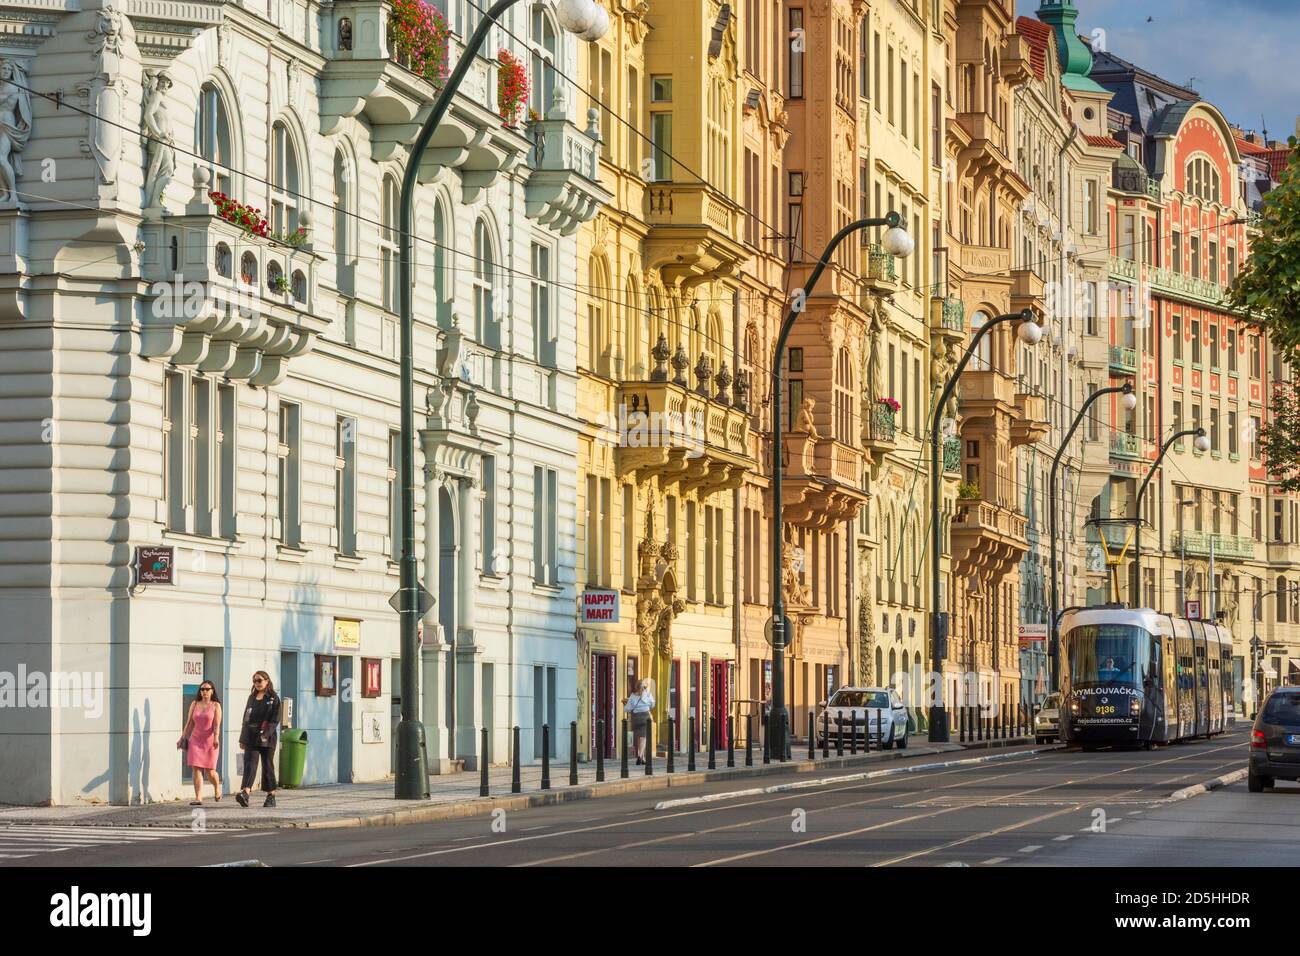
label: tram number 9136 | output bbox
[1096,705,1117,716]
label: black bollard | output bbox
[667,717,675,774]
[850,710,858,754]
[596,719,605,782]
[745,714,753,767]
[977,708,984,741]
[763,714,770,764]
[511,726,521,794]
[836,714,844,756]
[688,716,696,772]
[708,717,716,770]
[569,721,578,786]
[620,718,629,779]
[822,710,829,758]
[808,712,815,760]
[480,727,490,797]
[541,724,551,790]
[644,720,653,776]
[727,717,735,768]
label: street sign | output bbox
[580,589,620,623]
[764,615,793,648]
[1184,600,1201,619]
[136,546,175,585]
[388,586,435,617]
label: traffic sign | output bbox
[764,615,793,648]
[389,586,435,617]
[1184,600,1201,619]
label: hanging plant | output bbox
[387,0,450,86]
[877,396,901,413]
[209,191,269,239]
[496,48,528,126]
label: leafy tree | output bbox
[1227,136,1300,488]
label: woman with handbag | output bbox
[236,671,281,808]
[624,678,654,765]
[178,681,222,805]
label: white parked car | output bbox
[817,687,909,750]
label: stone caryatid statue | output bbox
[0,59,33,206]
[86,4,126,189]
[142,71,176,214]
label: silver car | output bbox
[1034,692,1061,743]
[817,687,909,750]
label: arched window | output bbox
[586,258,608,375]
[834,347,853,440]
[333,149,353,296]
[474,218,500,349]
[707,312,724,381]
[888,648,897,687]
[529,6,558,117]
[874,647,883,684]
[379,174,398,313]
[970,310,992,371]
[626,275,646,379]
[196,81,233,194]
[270,120,300,236]
[433,199,451,324]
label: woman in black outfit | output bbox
[236,670,281,808]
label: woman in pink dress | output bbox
[179,681,222,805]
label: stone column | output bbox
[420,462,452,772]
[454,475,483,766]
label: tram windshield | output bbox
[1068,624,1154,685]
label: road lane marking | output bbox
[980,857,1008,865]
[1018,845,1042,853]
[1053,835,1074,841]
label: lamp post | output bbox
[393,0,610,799]
[1131,427,1209,610]
[1048,381,1134,691]
[929,308,1042,743]
[769,212,912,762]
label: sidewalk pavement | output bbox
[0,734,1045,831]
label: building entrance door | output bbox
[710,660,730,750]
[594,653,616,758]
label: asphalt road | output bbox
[8,727,1294,867]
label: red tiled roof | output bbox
[1085,134,1124,149]
[1235,136,1270,156]
[1016,16,1054,83]
[1265,148,1291,181]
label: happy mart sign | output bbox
[581,589,620,624]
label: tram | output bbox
[1059,606,1235,749]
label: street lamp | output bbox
[394,0,610,799]
[1047,381,1134,690]
[928,308,1042,743]
[769,212,911,762]
[1131,428,1209,610]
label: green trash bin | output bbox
[279,729,308,789]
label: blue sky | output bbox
[1071,0,1299,141]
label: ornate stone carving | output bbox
[732,369,750,413]
[714,361,731,405]
[649,331,670,382]
[858,552,875,685]
[671,341,689,386]
[794,395,820,440]
[0,59,33,206]
[86,4,125,189]
[694,351,713,395]
[142,71,176,214]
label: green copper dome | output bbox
[1037,0,1108,93]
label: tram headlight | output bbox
[1129,696,1141,716]
[1070,699,1080,716]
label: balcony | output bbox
[943,436,961,474]
[1148,265,1229,311]
[1172,531,1257,562]
[956,111,1010,159]
[138,186,328,387]
[861,244,901,296]
[1011,393,1050,446]
[781,432,869,530]
[321,0,525,195]
[612,377,753,497]
[1112,165,1161,201]
[643,183,749,291]
[1010,268,1045,317]
[523,112,611,236]
[1109,256,1139,282]
[1109,431,1144,462]
[952,498,1029,580]
[1109,345,1138,376]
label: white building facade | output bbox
[0,0,605,804]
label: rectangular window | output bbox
[1172,230,1182,274]
[388,430,401,562]
[217,384,237,540]
[1088,384,1100,441]
[788,9,804,98]
[1084,180,1098,235]
[481,456,496,574]
[531,243,554,368]
[191,377,213,537]
[533,466,559,586]
[873,32,880,111]
[1209,240,1218,283]
[277,401,301,548]
[1229,410,1239,455]
[626,67,640,170]
[1191,319,1201,365]
[1171,315,1182,361]
[887,45,895,125]
[164,371,186,532]
[622,484,635,592]
[714,505,724,604]
[1251,416,1262,459]
[1210,405,1220,452]
[1274,500,1284,542]
[1173,399,1183,433]
[900,352,909,434]
[1190,236,1200,278]
[859,18,869,98]
[650,112,672,181]
[931,83,941,166]
[1227,327,1237,372]
[1228,246,1237,285]
[913,70,920,147]
[914,356,922,437]
[335,416,357,555]
[686,499,698,602]
[900,64,907,136]
[1253,497,1263,541]
[1251,334,1261,379]
[1084,282,1097,336]
[1209,323,1219,368]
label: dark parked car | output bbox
[1248,687,1300,792]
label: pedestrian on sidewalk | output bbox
[625,678,654,765]
[236,671,281,809]
[179,680,222,805]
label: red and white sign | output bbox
[1185,600,1202,619]
[1017,623,1047,642]
[581,589,620,623]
